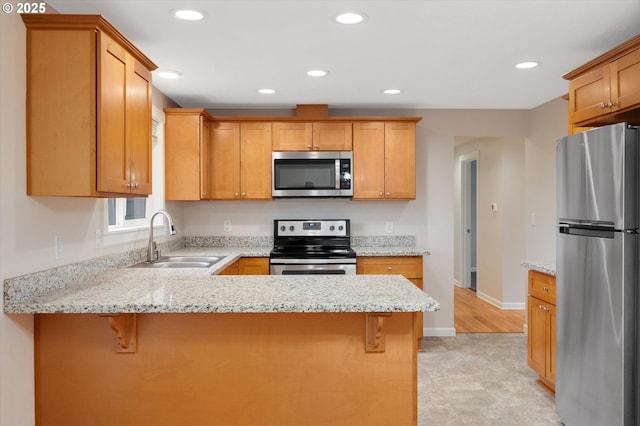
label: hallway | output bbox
[453,285,525,333]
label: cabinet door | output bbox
[527,296,547,378]
[611,48,640,112]
[313,122,353,150]
[127,59,152,195]
[272,122,312,151]
[97,34,128,194]
[210,122,241,199]
[568,66,610,125]
[353,122,385,199]
[200,119,211,199]
[164,113,202,200]
[240,122,272,199]
[548,305,556,385]
[238,257,270,275]
[384,122,416,200]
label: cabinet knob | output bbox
[538,305,549,312]
[386,192,391,197]
[313,145,319,149]
[387,266,392,271]
[379,192,384,197]
[542,286,549,291]
[600,102,607,109]
[241,192,246,197]
[609,101,617,107]
[234,192,239,197]
[307,144,312,149]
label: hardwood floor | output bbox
[454,285,525,333]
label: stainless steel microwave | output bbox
[272,151,353,198]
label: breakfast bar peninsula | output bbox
[4,256,439,426]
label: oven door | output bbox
[270,263,356,275]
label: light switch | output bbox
[224,220,232,232]
[385,221,394,234]
[491,203,498,212]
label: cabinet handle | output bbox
[542,286,549,291]
[600,102,607,109]
[125,183,132,188]
[609,101,616,107]
[538,305,549,312]
[134,183,139,189]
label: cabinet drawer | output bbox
[356,256,423,279]
[528,270,556,304]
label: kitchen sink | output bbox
[130,256,225,269]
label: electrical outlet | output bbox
[385,221,394,234]
[54,234,64,259]
[224,220,232,232]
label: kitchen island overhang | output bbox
[5,271,439,426]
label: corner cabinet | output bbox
[164,109,214,200]
[357,256,424,343]
[353,122,417,200]
[527,270,556,393]
[23,14,156,197]
[565,34,640,129]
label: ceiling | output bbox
[46,0,640,110]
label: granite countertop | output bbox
[4,246,439,315]
[521,261,556,276]
[353,246,430,256]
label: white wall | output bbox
[525,97,567,261]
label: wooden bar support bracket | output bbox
[101,314,138,353]
[365,312,392,353]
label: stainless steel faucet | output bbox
[147,210,177,263]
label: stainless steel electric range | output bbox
[269,219,356,275]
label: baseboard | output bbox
[476,291,525,310]
[424,327,456,337]
[453,279,462,287]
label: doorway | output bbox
[461,155,477,291]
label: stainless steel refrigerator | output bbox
[556,123,639,425]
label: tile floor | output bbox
[418,333,563,426]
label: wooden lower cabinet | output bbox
[34,312,419,425]
[357,256,424,342]
[527,270,556,393]
[219,257,269,275]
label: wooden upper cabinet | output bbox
[353,122,416,200]
[164,109,213,200]
[23,14,156,197]
[272,122,352,151]
[565,34,640,127]
[240,122,273,200]
[210,122,272,200]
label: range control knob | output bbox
[289,225,295,231]
[338,225,344,231]
[280,225,286,232]
[330,225,335,231]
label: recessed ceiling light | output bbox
[515,61,540,69]
[306,70,328,77]
[258,89,276,94]
[336,12,365,24]
[383,89,401,94]
[171,9,206,21]
[156,69,182,79]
